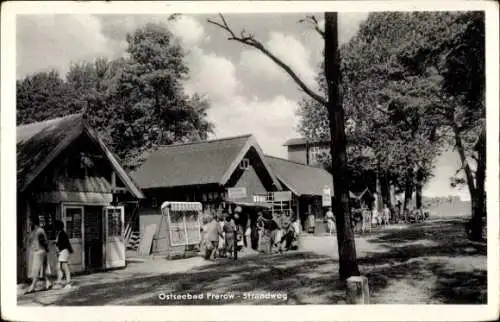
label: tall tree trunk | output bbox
[453,124,476,200]
[452,123,484,240]
[415,166,424,210]
[325,12,360,280]
[403,167,414,221]
[470,127,486,240]
[380,173,393,210]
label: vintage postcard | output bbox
[1,1,499,321]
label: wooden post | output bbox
[346,276,370,304]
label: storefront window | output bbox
[65,207,82,239]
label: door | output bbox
[62,205,84,272]
[104,206,125,269]
[84,206,104,271]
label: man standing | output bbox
[205,215,223,261]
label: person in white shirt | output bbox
[325,207,335,235]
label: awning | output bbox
[161,201,203,211]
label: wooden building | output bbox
[283,137,330,167]
[17,114,144,282]
[264,155,334,232]
[130,134,282,249]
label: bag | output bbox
[205,240,214,251]
[237,239,244,247]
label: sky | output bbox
[15,13,470,200]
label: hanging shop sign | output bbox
[322,186,332,207]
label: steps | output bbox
[127,231,140,250]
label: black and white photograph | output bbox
[1,1,499,321]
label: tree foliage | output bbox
[17,22,214,169]
[208,13,361,279]
[297,12,484,210]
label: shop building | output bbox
[264,155,334,232]
[17,114,144,282]
[130,134,282,251]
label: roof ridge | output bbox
[265,154,325,169]
[17,113,83,129]
[157,133,253,148]
[283,137,330,146]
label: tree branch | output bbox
[299,15,325,39]
[207,14,327,108]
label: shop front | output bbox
[29,200,126,274]
[17,114,144,282]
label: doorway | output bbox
[62,205,84,272]
[84,206,104,271]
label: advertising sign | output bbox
[273,191,292,202]
[322,186,332,207]
[227,187,247,200]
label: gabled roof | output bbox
[131,134,282,190]
[283,137,329,147]
[264,155,333,197]
[17,114,144,199]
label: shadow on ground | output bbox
[36,252,344,305]
[19,218,486,305]
[360,218,486,304]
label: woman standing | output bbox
[26,216,52,294]
[325,207,335,235]
[55,220,73,288]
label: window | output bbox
[309,146,326,164]
[151,198,158,208]
[240,158,250,170]
[266,192,274,202]
[65,207,82,239]
[107,208,122,237]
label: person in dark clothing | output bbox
[223,216,236,259]
[279,214,294,251]
[250,212,260,250]
[54,220,73,288]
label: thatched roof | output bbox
[17,114,144,199]
[264,155,333,197]
[131,134,281,190]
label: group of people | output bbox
[24,216,73,294]
[200,206,302,260]
[256,210,301,254]
[201,207,244,261]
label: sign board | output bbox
[227,187,247,200]
[322,186,332,207]
[138,224,157,256]
[253,195,267,203]
[273,191,292,202]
